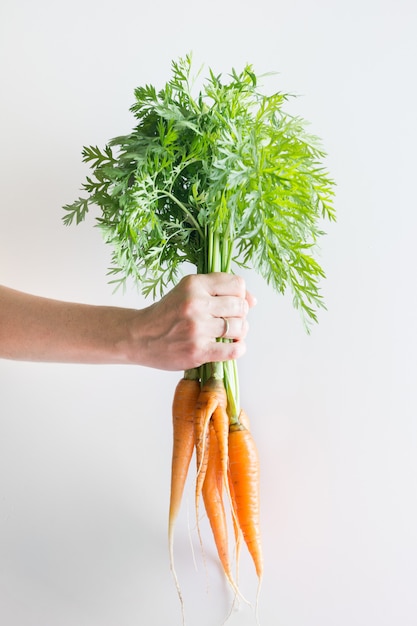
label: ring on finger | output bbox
[220,316,230,338]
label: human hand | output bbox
[129,273,256,371]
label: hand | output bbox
[130,273,256,371]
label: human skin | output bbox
[0,273,255,371]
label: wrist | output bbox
[117,307,149,366]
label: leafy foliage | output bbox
[63,54,335,324]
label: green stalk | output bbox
[206,223,241,423]
[155,189,205,240]
[222,232,241,423]
[207,229,224,382]
[224,359,240,424]
[184,367,200,381]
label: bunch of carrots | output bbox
[168,368,262,616]
[63,54,335,624]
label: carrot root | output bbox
[168,377,201,622]
[228,423,263,581]
[202,423,234,587]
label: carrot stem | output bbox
[205,225,241,424]
[184,367,201,381]
[223,359,240,421]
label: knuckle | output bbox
[178,274,198,299]
[189,337,209,368]
[240,297,249,316]
[179,296,196,319]
[178,294,201,321]
[233,296,248,319]
[232,274,246,297]
[181,314,199,339]
[177,275,210,319]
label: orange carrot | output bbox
[168,376,201,615]
[211,402,241,565]
[211,403,230,488]
[202,422,234,587]
[194,377,227,520]
[227,410,250,581]
[227,466,242,575]
[169,377,200,535]
[228,421,263,581]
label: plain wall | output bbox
[1,0,416,624]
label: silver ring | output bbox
[220,317,229,338]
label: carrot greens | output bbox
[63,54,334,323]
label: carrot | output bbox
[194,377,227,521]
[202,422,234,587]
[211,403,230,489]
[227,409,250,583]
[228,421,263,581]
[169,377,201,538]
[168,376,201,618]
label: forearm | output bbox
[0,275,254,370]
[0,285,138,364]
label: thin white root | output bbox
[169,544,186,626]
[254,575,263,626]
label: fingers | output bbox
[200,272,247,298]
[188,273,255,319]
[197,272,256,306]
[204,337,248,365]
[178,274,255,331]
[205,274,255,342]
[209,294,249,322]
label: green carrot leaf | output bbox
[63,55,336,326]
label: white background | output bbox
[1,1,417,625]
